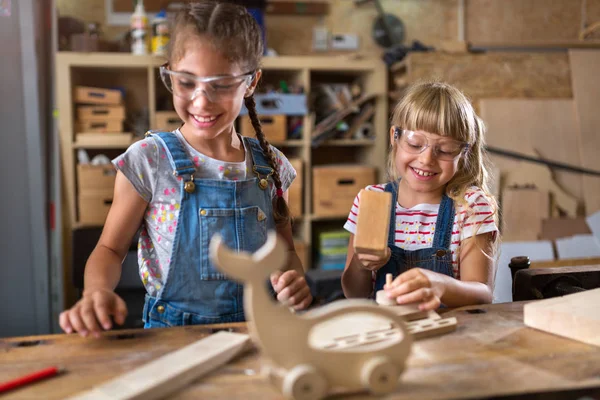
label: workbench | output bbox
[1,302,599,399]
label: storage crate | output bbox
[77,164,117,192]
[312,165,376,217]
[154,111,182,131]
[239,115,287,142]
[78,190,113,225]
[74,86,122,105]
[76,119,123,133]
[77,105,125,121]
[239,93,307,116]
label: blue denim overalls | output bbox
[374,181,455,293]
[142,131,275,327]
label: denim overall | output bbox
[374,181,456,293]
[142,132,275,327]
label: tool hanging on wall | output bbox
[353,0,405,48]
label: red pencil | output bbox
[0,366,64,393]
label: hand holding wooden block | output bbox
[354,189,392,257]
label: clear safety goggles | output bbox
[394,128,469,161]
[159,63,255,103]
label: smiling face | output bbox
[171,36,260,144]
[390,127,462,200]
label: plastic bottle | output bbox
[151,10,170,56]
[130,0,149,55]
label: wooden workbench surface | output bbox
[1,301,599,399]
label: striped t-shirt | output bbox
[343,184,498,279]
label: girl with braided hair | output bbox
[60,0,311,335]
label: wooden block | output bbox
[406,317,457,340]
[67,332,251,400]
[524,288,600,347]
[376,275,430,321]
[354,190,391,257]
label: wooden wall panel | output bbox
[480,99,584,204]
[466,0,586,43]
[569,50,600,215]
[406,52,572,111]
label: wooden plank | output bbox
[67,331,251,400]
[479,99,583,204]
[524,288,600,347]
[501,188,548,241]
[530,257,600,269]
[569,50,600,215]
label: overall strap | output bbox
[243,137,274,178]
[432,194,455,248]
[146,130,196,177]
[384,182,398,247]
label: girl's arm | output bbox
[60,171,148,336]
[271,190,312,310]
[386,232,495,310]
[84,171,149,292]
[441,231,495,306]
[274,190,304,275]
[341,234,376,298]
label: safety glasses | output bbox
[159,63,255,103]
[394,127,469,161]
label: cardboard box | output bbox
[75,86,122,105]
[312,165,376,217]
[240,115,287,142]
[78,190,113,225]
[76,119,123,133]
[154,111,182,131]
[77,105,125,121]
[77,164,117,192]
[288,158,303,217]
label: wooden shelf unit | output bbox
[56,51,388,271]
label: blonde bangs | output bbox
[392,82,474,144]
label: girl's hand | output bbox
[270,270,313,311]
[384,268,447,311]
[355,247,391,271]
[59,288,128,338]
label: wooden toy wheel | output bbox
[282,364,327,400]
[360,356,399,395]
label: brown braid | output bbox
[244,95,291,226]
